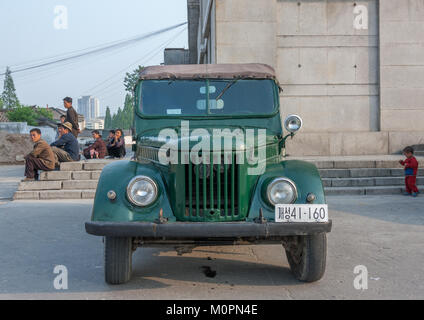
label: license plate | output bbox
[275,204,328,223]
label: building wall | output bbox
[277,0,380,156]
[215,0,276,67]
[0,122,57,144]
[380,0,424,152]
[203,0,424,156]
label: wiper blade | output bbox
[215,79,238,100]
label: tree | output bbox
[108,65,142,130]
[122,94,134,130]
[7,106,38,125]
[0,97,3,110]
[112,107,123,129]
[104,106,112,129]
[36,107,53,120]
[124,65,144,95]
[7,106,53,125]
[1,67,20,109]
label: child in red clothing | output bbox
[399,146,419,197]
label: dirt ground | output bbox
[0,131,32,164]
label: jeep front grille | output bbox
[183,154,241,221]
[138,146,160,163]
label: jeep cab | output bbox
[85,63,332,284]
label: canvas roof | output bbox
[139,63,277,80]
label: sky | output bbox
[0,0,188,116]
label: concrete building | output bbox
[85,118,104,130]
[164,48,190,65]
[186,0,424,156]
[77,96,100,121]
[49,107,85,131]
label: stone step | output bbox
[40,170,101,181]
[319,168,424,179]
[325,185,424,196]
[59,160,112,172]
[18,180,62,191]
[13,189,96,200]
[309,160,402,169]
[39,167,424,181]
[323,176,424,188]
[56,159,417,171]
[62,180,98,190]
[17,180,98,192]
[13,158,424,200]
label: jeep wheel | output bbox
[104,237,133,284]
[284,233,327,282]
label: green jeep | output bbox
[85,63,332,284]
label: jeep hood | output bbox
[137,126,279,151]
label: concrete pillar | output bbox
[187,0,200,64]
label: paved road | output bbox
[0,165,423,299]
[0,165,23,200]
[0,195,423,300]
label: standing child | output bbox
[399,146,419,197]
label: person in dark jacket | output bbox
[106,130,115,147]
[55,115,66,140]
[83,130,107,159]
[63,97,80,138]
[107,129,126,158]
[50,122,80,163]
[23,128,56,181]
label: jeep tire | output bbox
[285,233,327,282]
[104,237,133,284]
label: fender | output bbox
[91,160,175,223]
[247,160,325,222]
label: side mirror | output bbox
[284,115,303,134]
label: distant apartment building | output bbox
[77,96,100,121]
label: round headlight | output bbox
[267,178,297,205]
[284,115,303,133]
[127,176,158,207]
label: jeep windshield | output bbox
[139,79,277,116]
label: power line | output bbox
[13,39,152,85]
[85,27,187,97]
[1,32,146,70]
[0,22,187,76]
[93,39,184,104]
[87,29,187,98]
[94,28,187,111]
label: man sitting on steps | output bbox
[107,129,126,159]
[23,128,56,181]
[83,130,107,159]
[50,122,80,164]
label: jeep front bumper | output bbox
[85,220,332,240]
